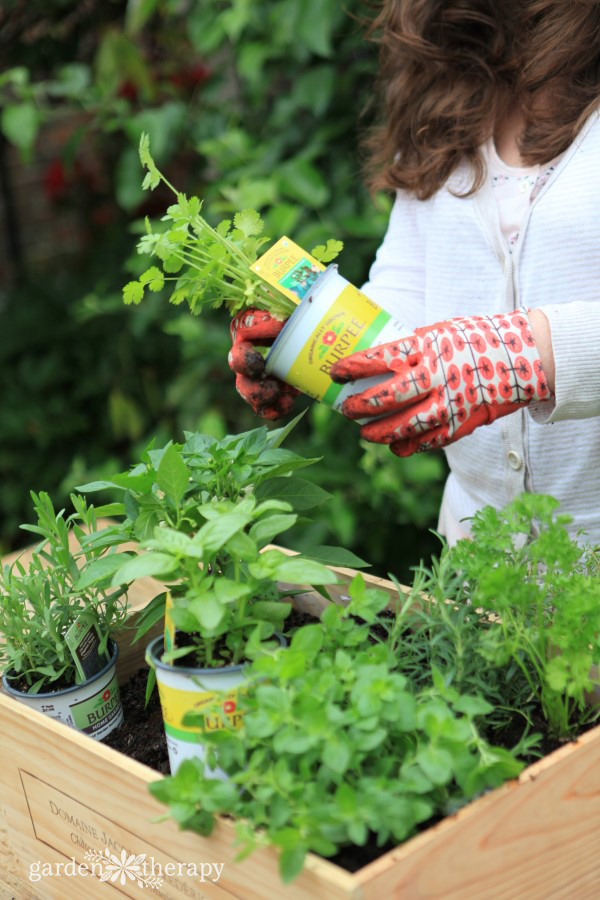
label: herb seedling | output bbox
[0,492,129,693]
[450,494,600,740]
[123,134,343,317]
[77,418,366,669]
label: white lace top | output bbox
[484,139,559,254]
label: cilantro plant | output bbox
[0,492,129,693]
[123,134,343,317]
[449,494,600,740]
[149,575,524,883]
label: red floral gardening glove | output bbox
[330,310,552,457]
[229,309,299,420]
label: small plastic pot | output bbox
[2,639,123,741]
[147,633,285,776]
[266,264,410,412]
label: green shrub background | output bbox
[0,0,447,579]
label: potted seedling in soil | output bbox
[114,493,337,775]
[149,573,527,883]
[123,134,410,414]
[0,492,129,741]
[76,420,365,773]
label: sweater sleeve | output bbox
[359,191,427,332]
[528,301,600,423]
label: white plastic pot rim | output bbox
[2,638,119,699]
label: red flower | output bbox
[43,160,67,201]
[103,688,111,702]
[322,330,337,345]
[117,80,138,102]
[170,64,211,90]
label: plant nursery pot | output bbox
[265,264,411,411]
[146,632,286,776]
[1,638,123,742]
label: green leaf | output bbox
[452,695,494,718]
[275,556,337,585]
[199,512,251,555]
[150,527,203,558]
[188,592,225,631]
[249,514,297,547]
[233,209,264,238]
[214,580,253,605]
[140,267,165,292]
[157,446,189,506]
[323,739,351,774]
[311,239,344,263]
[249,600,291,624]
[123,281,144,305]
[290,624,324,658]
[278,159,330,209]
[112,552,178,585]
[279,846,306,884]
[254,476,331,510]
[1,102,40,153]
[266,409,307,449]
[418,745,454,786]
[306,546,370,569]
[76,553,133,589]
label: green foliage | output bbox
[450,494,600,739]
[0,0,445,581]
[78,418,366,667]
[0,492,129,692]
[149,574,524,881]
[124,134,342,317]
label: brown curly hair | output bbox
[365,0,600,199]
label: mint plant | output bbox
[123,134,343,317]
[149,575,524,883]
[0,492,129,693]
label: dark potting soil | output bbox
[104,668,170,774]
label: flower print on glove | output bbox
[330,310,552,457]
[229,308,299,420]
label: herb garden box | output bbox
[2,556,600,900]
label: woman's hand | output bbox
[330,310,552,457]
[229,308,299,420]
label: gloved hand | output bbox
[229,308,299,420]
[330,310,552,457]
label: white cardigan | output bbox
[361,109,600,543]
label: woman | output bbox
[229,1,600,544]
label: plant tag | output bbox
[164,591,176,654]
[64,615,106,682]
[251,236,324,304]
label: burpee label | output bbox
[69,672,122,736]
[64,615,106,681]
[285,283,392,404]
[251,236,324,303]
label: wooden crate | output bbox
[2,562,600,899]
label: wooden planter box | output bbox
[2,559,600,899]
